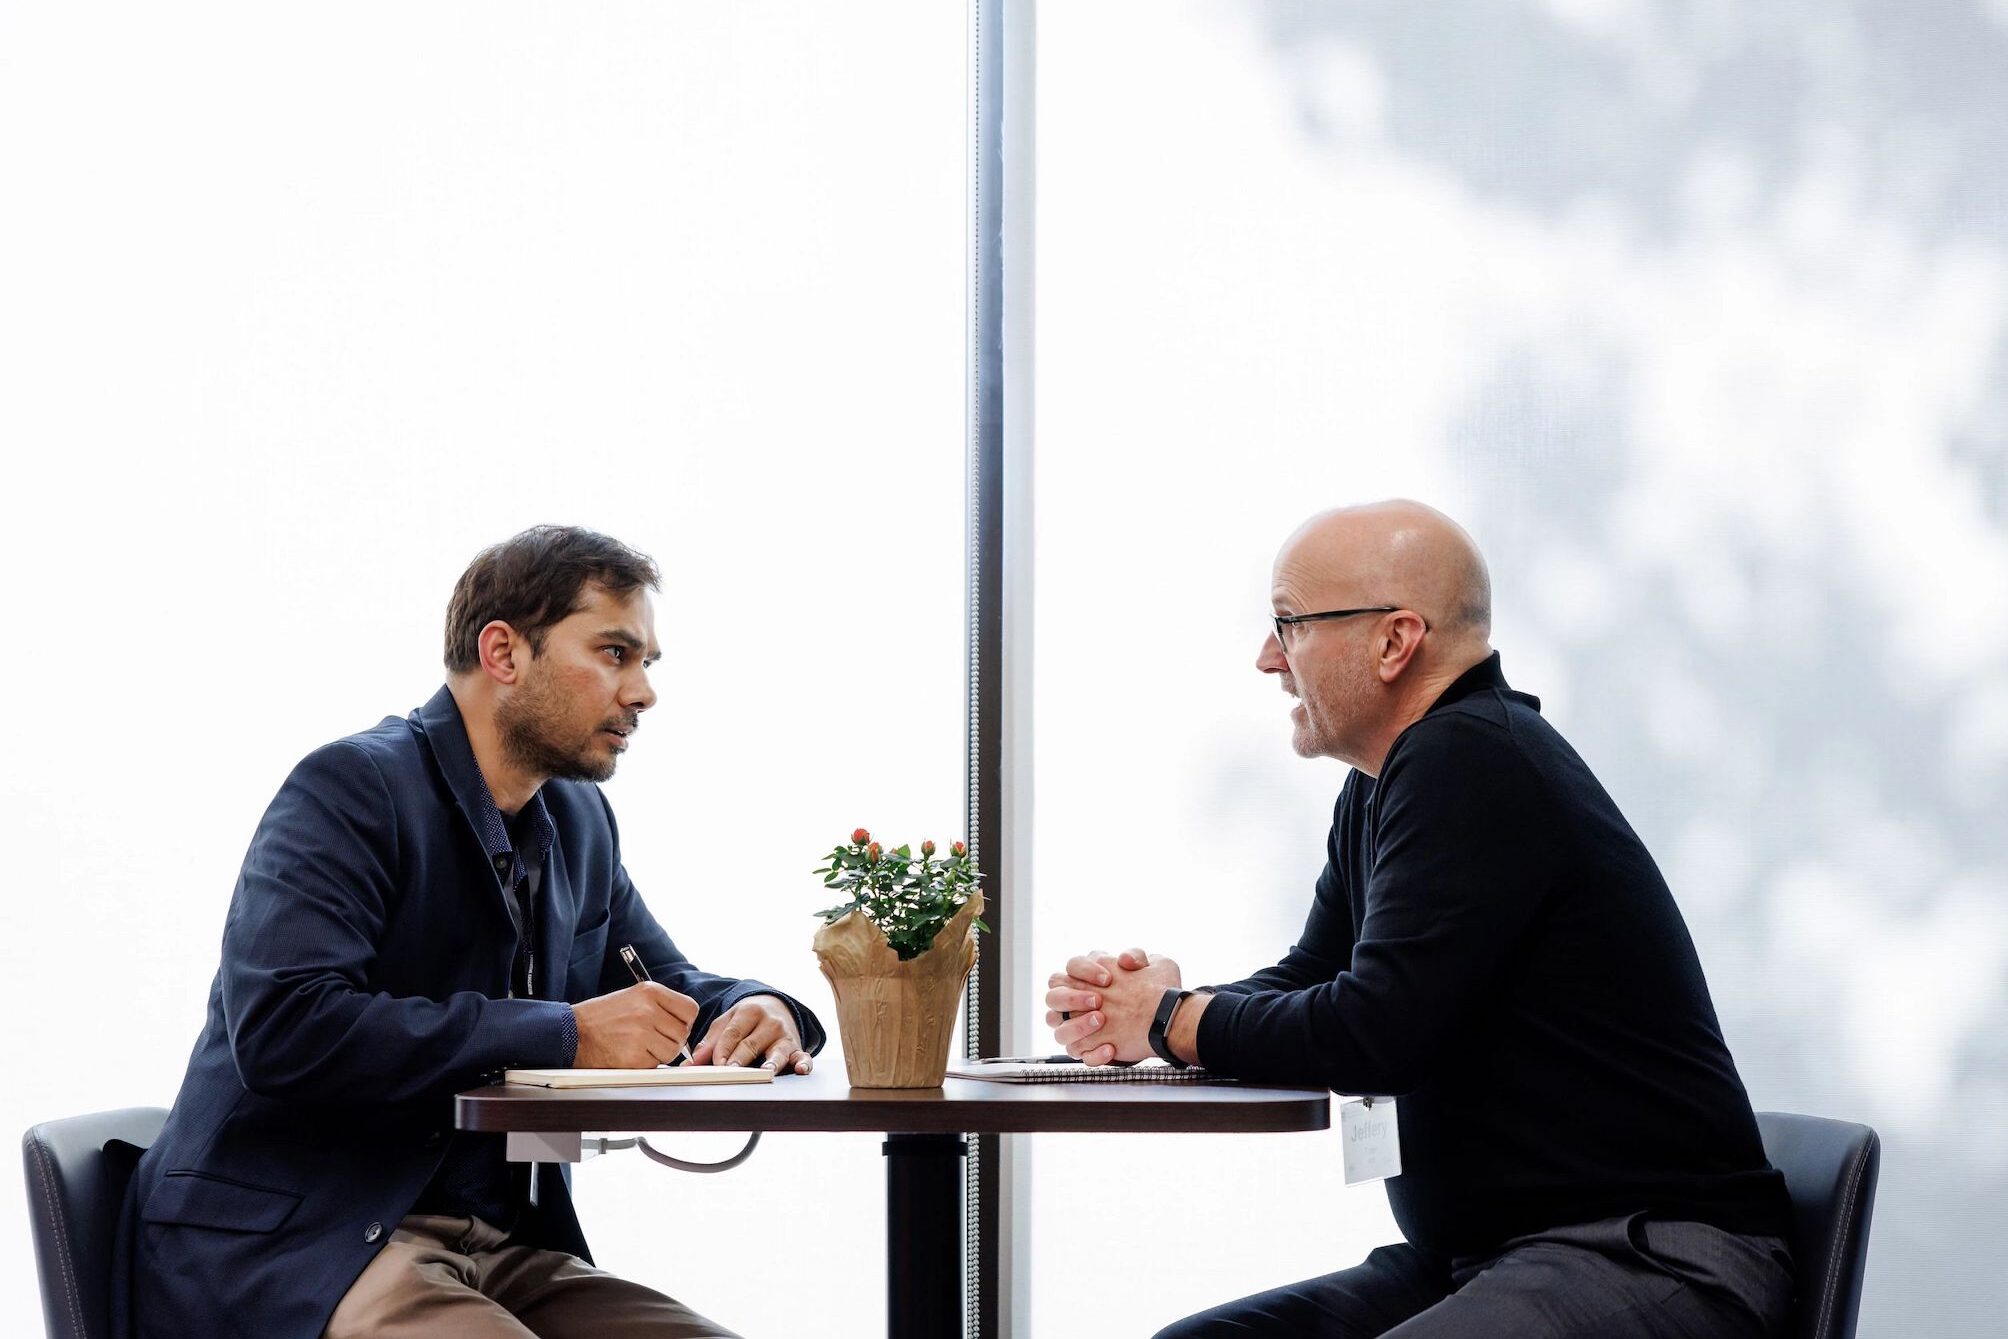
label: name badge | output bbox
[1340,1096,1401,1185]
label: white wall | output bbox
[0,5,967,1334]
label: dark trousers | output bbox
[1155,1215,1793,1339]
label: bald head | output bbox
[1261,501,1494,772]
[1277,500,1491,648]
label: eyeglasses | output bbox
[1271,605,1424,648]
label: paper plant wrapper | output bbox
[813,890,984,1088]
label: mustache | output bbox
[602,715,642,735]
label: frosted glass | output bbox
[1028,4,2008,1334]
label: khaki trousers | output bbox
[322,1214,742,1339]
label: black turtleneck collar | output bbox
[1423,650,1538,716]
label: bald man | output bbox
[1046,502,1793,1338]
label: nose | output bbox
[626,666,658,713]
[1256,629,1288,675]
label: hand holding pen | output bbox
[613,944,814,1074]
[619,945,695,1066]
[566,947,700,1069]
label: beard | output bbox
[496,670,624,783]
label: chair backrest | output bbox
[1756,1111,1880,1339]
[22,1107,168,1339]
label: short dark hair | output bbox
[444,526,660,672]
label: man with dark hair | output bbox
[115,526,822,1339]
[442,524,664,675]
[1048,501,1792,1338]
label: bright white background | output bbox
[1027,3,2007,1335]
[5,2,2006,1337]
[0,4,966,1334]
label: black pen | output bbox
[619,944,694,1066]
[979,1055,1083,1065]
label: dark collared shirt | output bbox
[412,776,573,1230]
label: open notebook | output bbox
[948,1057,1226,1084]
[502,1067,775,1089]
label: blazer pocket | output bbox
[142,1171,303,1233]
[567,920,611,974]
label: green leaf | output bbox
[811,829,987,960]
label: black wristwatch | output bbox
[1148,988,1194,1069]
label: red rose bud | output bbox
[951,840,967,858]
[852,828,871,846]
[867,841,883,862]
[921,839,936,857]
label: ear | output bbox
[478,620,525,685]
[1374,611,1430,684]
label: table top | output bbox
[456,1062,1330,1136]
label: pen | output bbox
[619,944,694,1067]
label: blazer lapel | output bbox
[409,685,522,935]
[537,839,580,999]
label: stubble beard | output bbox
[1292,663,1373,764]
[497,671,620,784]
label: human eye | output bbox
[604,645,626,664]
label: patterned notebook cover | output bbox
[948,1058,1227,1084]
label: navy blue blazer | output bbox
[112,687,824,1339]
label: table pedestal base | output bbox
[883,1132,967,1338]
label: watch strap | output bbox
[1148,988,1192,1068]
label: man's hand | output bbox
[1045,947,1182,1065]
[691,994,813,1074]
[571,982,699,1068]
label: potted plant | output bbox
[813,828,986,1087]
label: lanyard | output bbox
[495,852,542,999]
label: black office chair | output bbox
[22,1107,167,1339]
[1756,1111,1880,1339]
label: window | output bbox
[2,6,966,1334]
[1019,4,2008,1334]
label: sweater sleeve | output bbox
[1195,715,1561,1093]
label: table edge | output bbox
[455,1085,1332,1135]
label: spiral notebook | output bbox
[948,1057,1226,1084]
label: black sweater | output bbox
[1195,653,1789,1260]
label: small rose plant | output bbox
[815,829,987,961]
